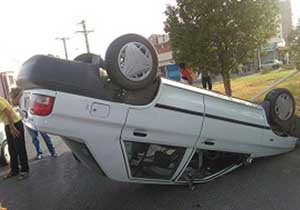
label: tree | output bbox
[288,19,300,69]
[164,0,279,96]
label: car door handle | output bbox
[133,130,148,137]
[203,139,215,146]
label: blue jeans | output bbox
[26,127,56,156]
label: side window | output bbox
[124,141,185,180]
[178,149,247,182]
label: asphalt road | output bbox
[1,137,300,210]
[0,132,69,174]
[24,132,70,161]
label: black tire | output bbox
[105,34,158,90]
[0,140,9,166]
[264,88,295,126]
[74,53,106,69]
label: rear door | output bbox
[195,95,265,154]
[121,83,205,182]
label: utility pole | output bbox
[55,37,70,59]
[75,20,94,53]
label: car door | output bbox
[120,83,205,183]
[195,95,265,154]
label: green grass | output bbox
[204,68,300,113]
[213,70,293,100]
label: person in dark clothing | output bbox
[201,71,212,90]
[0,96,29,180]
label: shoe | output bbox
[52,152,58,157]
[37,154,43,160]
[18,172,29,180]
[3,172,19,180]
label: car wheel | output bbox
[74,53,106,69]
[264,88,295,126]
[105,34,158,90]
[1,140,10,166]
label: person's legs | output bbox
[15,121,29,173]
[207,76,212,90]
[26,126,43,156]
[4,125,19,175]
[40,132,57,156]
[202,77,207,89]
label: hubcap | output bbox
[118,42,153,81]
[4,144,10,163]
[274,93,294,121]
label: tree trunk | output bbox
[222,71,232,96]
[256,48,262,71]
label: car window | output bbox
[124,141,185,180]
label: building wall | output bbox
[260,0,291,65]
[158,51,174,67]
[148,34,175,68]
[279,0,293,42]
[148,34,170,46]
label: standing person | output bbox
[0,96,29,180]
[201,70,212,90]
[27,128,57,159]
[179,63,193,85]
[10,87,57,160]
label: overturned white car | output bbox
[17,34,299,186]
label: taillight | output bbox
[30,94,55,116]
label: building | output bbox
[260,0,292,65]
[279,0,293,42]
[0,71,17,100]
[148,34,175,76]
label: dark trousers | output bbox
[202,76,212,90]
[5,121,29,174]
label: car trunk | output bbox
[17,55,160,105]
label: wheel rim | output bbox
[274,93,294,121]
[118,42,153,82]
[4,143,10,163]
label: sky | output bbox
[0,0,299,72]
